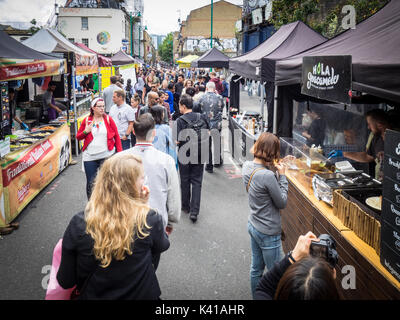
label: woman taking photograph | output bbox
[242,132,289,299]
[77,98,122,199]
[57,153,170,300]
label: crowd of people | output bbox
[54,66,343,300]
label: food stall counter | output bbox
[0,124,71,227]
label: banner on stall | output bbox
[0,59,67,81]
[0,124,72,226]
[75,53,99,76]
[100,67,115,91]
[119,64,137,87]
[301,55,352,105]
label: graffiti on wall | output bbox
[185,38,237,53]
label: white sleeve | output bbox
[166,156,181,224]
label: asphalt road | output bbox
[0,93,258,300]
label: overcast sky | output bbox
[0,0,243,35]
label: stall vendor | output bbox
[42,81,66,123]
[329,109,391,179]
[6,88,29,133]
[302,108,326,147]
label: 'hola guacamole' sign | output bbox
[302,56,352,105]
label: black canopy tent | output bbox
[273,0,400,104]
[191,47,230,69]
[228,21,326,132]
[111,50,136,66]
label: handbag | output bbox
[45,239,75,300]
[45,239,97,300]
[246,167,286,241]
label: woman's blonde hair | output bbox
[85,153,150,268]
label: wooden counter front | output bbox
[282,170,400,299]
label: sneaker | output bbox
[189,214,198,223]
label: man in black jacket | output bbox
[174,94,209,223]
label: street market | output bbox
[0,0,399,306]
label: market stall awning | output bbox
[23,28,98,75]
[0,30,66,81]
[111,50,135,66]
[75,43,112,67]
[177,55,199,68]
[229,21,326,81]
[191,48,230,69]
[274,0,400,103]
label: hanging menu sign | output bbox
[381,129,400,283]
[301,55,352,105]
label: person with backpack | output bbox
[175,94,209,223]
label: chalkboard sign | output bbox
[302,56,352,105]
[381,129,400,282]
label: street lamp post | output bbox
[211,0,214,48]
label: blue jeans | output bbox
[121,139,131,151]
[84,159,105,199]
[247,222,285,298]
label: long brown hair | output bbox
[251,132,280,172]
[275,256,341,300]
[85,153,150,268]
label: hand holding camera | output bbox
[291,231,319,262]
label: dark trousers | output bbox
[121,139,131,151]
[178,163,205,216]
[84,159,105,199]
[130,133,137,147]
[206,129,223,170]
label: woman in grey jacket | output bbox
[242,133,289,298]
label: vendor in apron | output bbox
[42,81,66,123]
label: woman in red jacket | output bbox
[77,98,122,199]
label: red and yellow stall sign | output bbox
[0,124,72,226]
[0,59,67,81]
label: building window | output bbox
[82,38,89,47]
[68,38,75,43]
[81,17,88,30]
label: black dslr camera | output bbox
[310,234,338,268]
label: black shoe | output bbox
[214,163,223,168]
[205,165,213,173]
[182,208,190,214]
[189,214,198,223]
[0,227,14,236]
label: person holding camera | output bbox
[242,133,288,298]
[254,232,341,300]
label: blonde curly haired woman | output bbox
[57,153,170,300]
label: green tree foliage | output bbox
[29,19,41,34]
[270,0,390,38]
[158,33,174,63]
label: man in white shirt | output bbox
[109,89,135,150]
[102,76,120,114]
[121,113,181,233]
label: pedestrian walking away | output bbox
[109,89,135,150]
[242,133,290,298]
[197,81,224,173]
[76,98,122,199]
[57,153,170,300]
[175,94,209,223]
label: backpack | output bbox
[179,113,209,158]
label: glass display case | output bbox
[280,137,333,195]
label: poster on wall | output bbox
[0,124,71,226]
[100,67,115,91]
[301,55,352,105]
